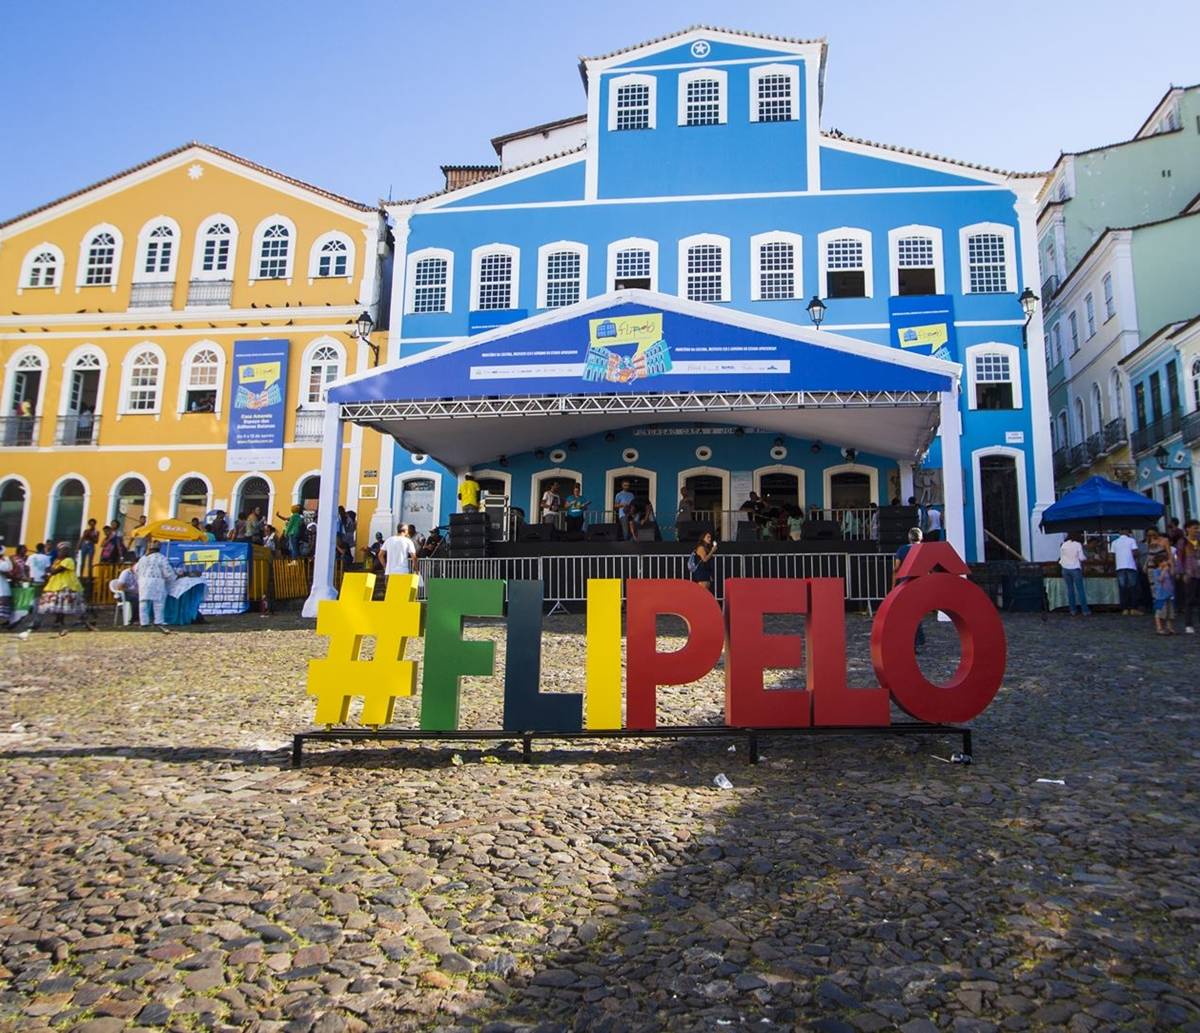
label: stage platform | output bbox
[486,537,885,559]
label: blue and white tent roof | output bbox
[330,289,960,469]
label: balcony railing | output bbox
[0,416,40,447]
[1102,417,1127,453]
[1182,410,1200,447]
[187,279,233,307]
[1069,443,1092,471]
[1086,432,1104,461]
[1041,273,1059,299]
[1131,410,1182,454]
[55,414,100,446]
[1053,447,1069,477]
[293,410,325,443]
[129,281,174,308]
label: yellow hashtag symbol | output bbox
[306,572,423,727]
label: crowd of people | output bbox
[1058,518,1200,633]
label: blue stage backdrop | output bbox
[227,339,289,470]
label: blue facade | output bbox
[380,29,1052,561]
[1124,345,1194,516]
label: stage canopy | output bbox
[329,290,961,469]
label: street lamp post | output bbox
[1019,287,1039,349]
[351,310,378,366]
[806,295,827,329]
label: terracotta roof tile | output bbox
[821,130,1045,179]
[392,145,587,206]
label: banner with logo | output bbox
[888,295,957,364]
[227,339,288,471]
[165,540,250,615]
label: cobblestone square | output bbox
[1,614,1197,1032]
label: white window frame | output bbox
[119,343,167,416]
[887,225,944,296]
[405,247,455,315]
[1090,382,1104,433]
[57,345,109,419]
[970,446,1030,563]
[300,336,346,409]
[959,222,1017,295]
[75,223,124,291]
[249,214,297,285]
[677,233,731,303]
[607,73,656,131]
[2,345,50,418]
[18,242,65,294]
[308,230,355,284]
[748,63,800,123]
[190,213,239,281]
[749,231,803,301]
[822,463,880,510]
[470,243,520,312]
[1085,292,1096,338]
[1051,323,1062,366]
[818,227,874,299]
[677,68,728,127]
[44,472,92,543]
[1102,272,1115,320]
[169,472,212,519]
[536,241,588,309]
[133,216,181,283]
[1068,311,1079,353]
[176,340,226,416]
[964,342,1023,411]
[1074,397,1087,441]
[607,237,658,292]
[1109,368,1125,421]
[0,474,31,546]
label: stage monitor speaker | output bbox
[801,519,842,542]
[735,521,759,542]
[451,531,487,547]
[518,524,549,543]
[635,522,660,542]
[676,519,715,542]
[448,546,487,559]
[450,512,488,527]
[585,523,620,542]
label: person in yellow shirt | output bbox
[458,472,481,513]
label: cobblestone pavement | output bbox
[0,612,1197,1033]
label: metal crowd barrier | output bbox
[418,551,893,609]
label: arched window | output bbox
[406,249,453,314]
[1056,411,1069,450]
[1191,358,1200,412]
[5,348,47,418]
[180,343,224,413]
[194,217,236,277]
[309,232,353,280]
[678,234,730,303]
[607,237,658,291]
[236,475,272,518]
[78,226,122,287]
[1091,383,1104,436]
[59,348,105,445]
[121,346,164,414]
[470,244,519,311]
[750,231,802,301]
[678,69,727,126]
[960,223,1016,294]
[173,475,210,522]
[48,476,87,543]
[0,478,27,546]
[818,228,872,298]
[1109,368,1125,421]
[749,64,800,123]
[965,344,1022,410]
[537,242,587,309]
[252,217,295,281]
[110,475,148,536]
[297,474,321,509]
[888,225,943,296]
[608,73,655,131]
[20,244,63,291]
[137,219,178,278]
[302,340,345,406]
[1074,397,1087,443]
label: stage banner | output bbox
[165,541,250,615]
[888,295,957,364]
[227,339,288,471]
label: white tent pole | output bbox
[899,460,915,502]
[302,402,345,619]
[940,387,966,559]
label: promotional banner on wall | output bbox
[888,295,957,364]
[165,541,250,615]
[227,339,289,471]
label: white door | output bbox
[398,476,437,534]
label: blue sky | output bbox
[2,0,1197,218]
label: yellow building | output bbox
[0,143,390,552]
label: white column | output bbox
[1014,186,1059,560]
[369,206,414,543]
[899,460,915,502]
[940,388,966,559]
[302,402,345,619]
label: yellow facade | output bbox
[0,143,389,552]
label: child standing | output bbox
[1151,554,1176,636]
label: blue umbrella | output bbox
[1039,475,1164,533]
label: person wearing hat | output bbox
[133,541,177,633]
[22,542,91,637]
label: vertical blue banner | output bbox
[226,339,289,471]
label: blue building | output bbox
[305,26,1059,609]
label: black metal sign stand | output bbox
[291,723,971,768]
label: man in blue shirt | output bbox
[614,479,637,540]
